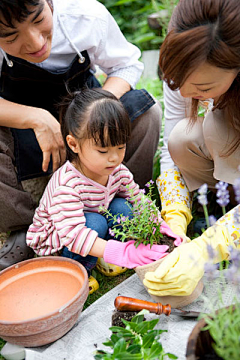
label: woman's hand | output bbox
[143,224,233,296]
[32,108,66,172]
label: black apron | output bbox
[0,51,155,181]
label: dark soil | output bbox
[159,234,176,253]
[112,310,144,327]
[199,350,223,360]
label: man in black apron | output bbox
[0,0,162,269]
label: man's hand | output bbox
[33,108,66,172]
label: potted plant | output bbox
[94,309,177,360]
[102,181,203,307]
[186,182,240,360]
[186,268,240,360]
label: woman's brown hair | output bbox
[159,0,240,154]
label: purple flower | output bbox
[197,183,208,206]
[209,215,217,226]
[233,177,240,204]
[207,244,216,259]
[215,181,230,208]
[109,228,115,237]
[204,262,218,280]
[117,217,121,224]
[233,207,240,228]
[224,265,240,285]
[229,246,240,265]
[145,180,154,188]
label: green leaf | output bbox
[115,354,142,360]
[94,352,112,360]
[113,338,127,354]
[142,333,156,348]
[136,319,159,334]
[165,353,178,359]
[127,344,142,354]
[132,310,149,323]
[114,0,138,5]
[149,342,164,358]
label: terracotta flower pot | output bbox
[0,256,89,347]
[186,317,217,360]
[186,305,237,360]
[135,254,204,308]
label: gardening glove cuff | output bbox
[157,169,192,241]
[161,203,192,242]
[103,240,169,269]
[143,223,235,297]
[157,168,192,209]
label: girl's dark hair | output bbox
[160,0,240,155]
[59,87,131,162]
[0,0,42,27]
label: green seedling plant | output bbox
[100,181,163,248]
[197,181,240,360]
[94,310,177,360]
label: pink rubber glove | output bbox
[160,221,183,246]
[103,240,169,269]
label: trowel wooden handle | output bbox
[114,296,171,316]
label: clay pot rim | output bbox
[0,256,89,326]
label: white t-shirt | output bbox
[161,81,191,172]
[0,0,143,89]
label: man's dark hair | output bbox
[0,0,41,27]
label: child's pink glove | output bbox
[160,220,183,246]
[103,240,169,269]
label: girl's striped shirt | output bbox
[26,161,140,256]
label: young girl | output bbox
[26,88,177,293]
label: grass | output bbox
[0,340,4,360]
[83,268,135,310]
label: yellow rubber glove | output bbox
[157,168,192,242]
[143,205,240,297]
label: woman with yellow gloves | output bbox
[144,0,240,296]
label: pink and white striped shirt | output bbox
[27,161,140,257]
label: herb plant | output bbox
[94,310,177,360]
[100,181,163,248]
[204,302,240,360]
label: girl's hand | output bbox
[32,108,66,172]
[160,221,185,246]
[103,240,169,268]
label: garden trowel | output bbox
[114,296,201,318]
